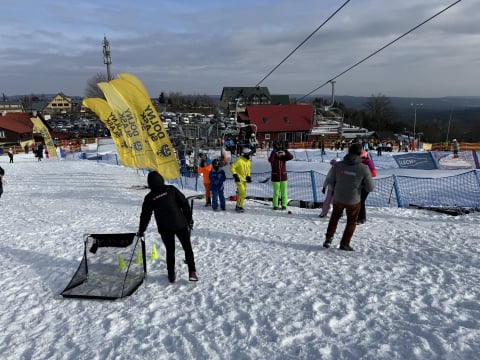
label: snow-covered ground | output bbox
[0,153,479,359]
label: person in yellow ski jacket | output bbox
[230,147,252,212]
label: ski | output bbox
[259,176,271,183]
[408,204,469,216]
[187,194,205,200]
[127,185,148,190]
[287,199,323,209]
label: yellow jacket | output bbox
[230,156,251,181]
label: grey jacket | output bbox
[328,154,375,205]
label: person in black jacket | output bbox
[137,171,198,283]
[0,166,4,199]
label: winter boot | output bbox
[339,244,354,251]
[323,238,333,248]
[189,272,199,282]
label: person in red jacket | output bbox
[357,149,377,224]
[268,141,293,210]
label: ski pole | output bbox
[388,183,395,204]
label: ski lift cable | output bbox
[299,0,463,101]
[255,0,352,87]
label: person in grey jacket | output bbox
[323,143,375,251]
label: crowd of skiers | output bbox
[137,139,376,284]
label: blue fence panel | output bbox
[311,171,327,203]
[243,172,273,199]
[286,171,319,203]
[367,176,398,207]
[395,170,480,208]
[290,150,308,162]
[85,154,480,209]
[95,153,119,165]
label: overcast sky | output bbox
[0,0,478,99]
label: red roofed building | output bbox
[238,104,314,145]
[0,112,34,146]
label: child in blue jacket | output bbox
[209,158,226,211]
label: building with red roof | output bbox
[238,104,314,145]
[0,112,34,146]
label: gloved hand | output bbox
[189,219,194,230]
[136,232,144,237]
[246,176,252,183]
[233,174,240,182]
[322,187,326,194]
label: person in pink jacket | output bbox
[319,158,340,217]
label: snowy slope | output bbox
[0,154,478,360]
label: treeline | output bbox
[157,92,216,113]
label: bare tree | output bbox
[84,72,110,99]
[363,93,396,131]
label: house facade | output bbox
[0,112,34,147]
[32,93,73,115]
[237,104,314,146]
[1,99,23,114]
[220,86,272,118]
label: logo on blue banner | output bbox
[394,153,437,170]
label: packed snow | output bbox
[0,152,479,360]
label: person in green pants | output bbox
[268,141,293,210]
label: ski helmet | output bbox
[242,147,251,155]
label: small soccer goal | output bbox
[61,233,146,300]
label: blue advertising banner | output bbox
[393,152,437,170]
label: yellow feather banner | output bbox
[30,117,57,158]
[110,75,180,180]
[117,73,150,98]
[82,98,134,167]
[97,82,157,170]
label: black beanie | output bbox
[147,171,165,188]
[348,143,362,156]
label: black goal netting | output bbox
[61,233,146,300]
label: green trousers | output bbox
[272,181,288,207]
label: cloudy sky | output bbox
[0,0,478,99]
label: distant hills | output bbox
[294,94,480,112]
[292,94,480,124]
